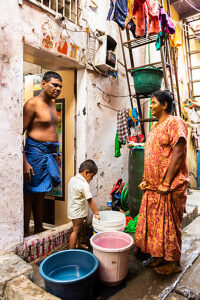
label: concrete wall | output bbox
[0,1,24,251]
[0,0,84,251]
[76,1,145,209]
[1,0,194,250]
[0,0,135,249]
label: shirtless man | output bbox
[23,71,62,236]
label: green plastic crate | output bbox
[131,67,163,96]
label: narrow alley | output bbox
[0,0,200,299]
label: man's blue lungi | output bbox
[24,137,61,193]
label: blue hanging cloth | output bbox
[107,0,137,37]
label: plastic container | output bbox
[131,67,163,96]
[39,250,98,300]
[106,197,112,208]
[128,146,144,217]
[92,210,126,233]
[90,231,133,286]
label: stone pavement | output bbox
[88,216,200,300]
[31,189,200,300]
[1,189,199,300]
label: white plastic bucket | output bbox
[90,231,133,286]
[92,210,126,233]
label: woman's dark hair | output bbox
[79,159,98,174]
[151,90,174,114]
[43,71,62,82]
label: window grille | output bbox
[26,0,83,25]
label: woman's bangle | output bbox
[162,182,170,187]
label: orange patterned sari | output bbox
[135,116,189,261]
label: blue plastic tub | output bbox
[39,250,98,300]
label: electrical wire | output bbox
[184,0,200,12]
[94,84,152,107]
[94,84,130,98]
[170,17,199,32]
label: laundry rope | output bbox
[184,0,200,13]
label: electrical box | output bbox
[95,35,118,72]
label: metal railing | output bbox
[26,0,83,25]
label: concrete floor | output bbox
[32,189,200,300]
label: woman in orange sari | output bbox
[134,91,189,275]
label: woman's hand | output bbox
[138,180,148,191]
[158,182,171,194]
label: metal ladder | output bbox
[118,2,181,139]
[184,14,200,100]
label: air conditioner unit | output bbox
[94,35,118,72]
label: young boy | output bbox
[68,159,100,249]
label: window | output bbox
[26,0,83,25]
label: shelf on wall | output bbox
[123,34,157,49]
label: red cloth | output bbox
[131,0,160,36]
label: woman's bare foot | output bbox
[154,262,182,275]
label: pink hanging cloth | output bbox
[132,0,160,37]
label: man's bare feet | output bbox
[154,262,182,275]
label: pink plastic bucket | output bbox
[90,231,133,286]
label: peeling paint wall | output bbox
[76,1,146,210]
[0,1,24,251]
[0,0,85,251]
[1,0,187,250]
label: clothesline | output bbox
[171,18,200,34]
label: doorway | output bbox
[23,60,75,235]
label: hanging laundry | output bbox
[132,0,160,37]
[156,28,164,50]
[128,108,139,128]
[117,109,129,143]
[115,132,126,157]
[168,22,181,47]
[107,0,137,37]
[147,0,161,35]
[158,7,175,47]
[115,113,126,157]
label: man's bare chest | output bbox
[34,103,59,126]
